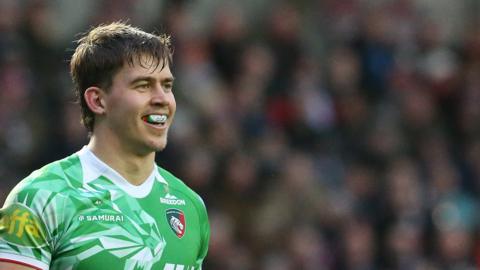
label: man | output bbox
[0,22,210,270]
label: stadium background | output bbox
[1,0,480,269]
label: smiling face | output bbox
[99,56,176,156]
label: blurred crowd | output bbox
[1,0,480,269]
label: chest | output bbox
[52,189,201,269]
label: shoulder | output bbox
[1,154,82,249]
[4,153,82,207]
[157,166,210,248]
[157,166,207,212]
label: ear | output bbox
[84,87,107,114]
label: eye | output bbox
[163,82,174,92]
[135,83,151,90]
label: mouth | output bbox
[142,114,168,127]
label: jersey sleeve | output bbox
[194,195,210,269]
[0,184,67,270]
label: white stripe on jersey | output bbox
[0,252,49,270]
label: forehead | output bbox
[117,54,173,80]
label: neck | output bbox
[87,132,156,186]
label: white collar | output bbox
[77,146,168,198]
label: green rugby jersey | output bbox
[0,147,210,270]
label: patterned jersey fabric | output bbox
[0,147,210,270]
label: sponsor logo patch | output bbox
[160,193,186,206]
[166,209,186,238]
[78,214,125,222]
[164,263,196,270]
[0,203,47,247]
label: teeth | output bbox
[146,114,167,124]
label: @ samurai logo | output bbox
[166,209,186,238]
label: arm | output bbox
[0,261,39,270]
[194,195,210,268]
[0,191,54,270]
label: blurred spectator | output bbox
[1,0,479,269]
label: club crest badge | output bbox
[166,209,186,238]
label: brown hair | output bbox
[70,22,173,132]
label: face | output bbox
[100,56,176,155]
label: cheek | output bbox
[108,98,141,124]
[111,102,135,119]
[169,95,177,114]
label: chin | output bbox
[151,139,168,152]
[153,145,167,152]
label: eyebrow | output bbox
[129,76,175,85]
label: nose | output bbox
[150,85,169,106]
